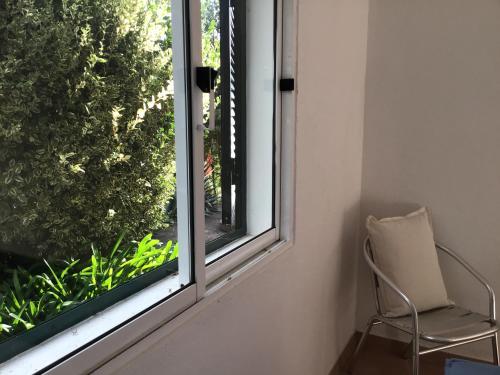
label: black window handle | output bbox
[196,67,218,93]
[196,67,219,131]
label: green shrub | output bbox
[0,0,176,257]
[0,233,178,339]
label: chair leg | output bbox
[346,317,377,374]
[412,334,420,375]
[492,332,499,366]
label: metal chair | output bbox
[348,238,500,375]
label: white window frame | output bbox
[0,0,297,373]
[0,0,197,371]
[204,0,297,285]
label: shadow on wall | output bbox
[328,201,366,363]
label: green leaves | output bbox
[0,233,179,342]
[0,0,177,258]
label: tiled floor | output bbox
[339,334,491,375]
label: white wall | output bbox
[358,0,500,360]
[99,0,370,374]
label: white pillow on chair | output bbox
[366,207,452,317]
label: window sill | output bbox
[205,229,278,283]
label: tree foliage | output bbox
[0,0,176,257]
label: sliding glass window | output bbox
[0,0,285,369]
[200,0,278,263]
[0,0,193,361]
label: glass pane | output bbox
[201,0,246,253]
[201,0,223,245]
[246,0,275,236]
[0,0,190,358]
[202,0,276,259]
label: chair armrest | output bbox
[435,242,496,320]
[363,239,419,332]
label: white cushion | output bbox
[366,207,451,317]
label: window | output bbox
[201,0,248,253]
[0,0,295,372]
[0,0,193,361]
[202,0,278,268]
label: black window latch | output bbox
[280,78,295,92]
[196,67,219,93]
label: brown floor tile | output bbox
[335,334,491,375]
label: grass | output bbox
[0,233,178,340]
